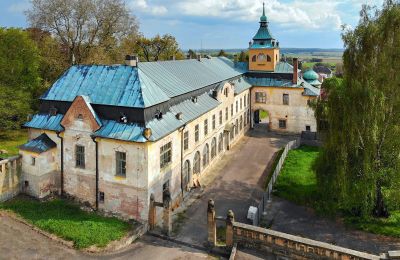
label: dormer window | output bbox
[49,107,58,116]
[155,110,163,120]
[120,115,128,123]
[77,114,83,120]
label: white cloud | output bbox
[129,0,168,15]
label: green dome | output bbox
[303,69,319,80]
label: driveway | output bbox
[173,125,291,246]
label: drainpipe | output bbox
[91,135,99,210]
[179,124,187,199]
[56,131,64,195]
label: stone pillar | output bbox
[162,189,172,236]
[148,194,156,230]
[226,210,235,247]
[207,199,216,246]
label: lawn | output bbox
[0,129,27,158]
[259,110,268,119]
[273,145,400,238]
[0,197,131,249]
[273,145,320,207]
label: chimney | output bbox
[293,58,298,84]
[125,55,139,67]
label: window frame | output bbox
[195,124,199,142]
[160,142,172,169]
[116,151,127,177]
[212,115,216,130]
[255,92,267,103]
[283,94,289,105]
[204,119,208,136]
[183,131,189,150]
[279,119,287,129]
[219,110,223,125]
[75,145,85,169]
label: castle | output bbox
[19,4,320,222]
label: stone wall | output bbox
[0,156,22,202]
[231,222,381,260]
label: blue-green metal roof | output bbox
[94,120,147,143]
[245,77,294,87]
[41,65,170,108]
[246,62,294,74]
[252,26,274,41]
[19,133,56,154]
[303,69,319,80]
[250,43,275,49]
[233,78,253,94]
[24,114,64,132]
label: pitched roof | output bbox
[313,65,332,74]
[19,133,56,154]
[41,57,245,109]
[24,114,64,132]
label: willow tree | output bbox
[314,1,400,218]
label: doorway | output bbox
[254,109,270,130]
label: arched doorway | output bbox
[182,160,191,189]
[254,109,270,131]
[202,144,210,167]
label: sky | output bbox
[0,0,384,49]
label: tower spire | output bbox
[260,2,267,23]
[263,2,265,17]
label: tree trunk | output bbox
[374,180,389,218]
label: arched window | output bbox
[257,53,267,62]
[194,151,201,174]
[252,55,256,62]
[267,55,272,62]
[218,133,223,152]
[202,144,210,167]
[183,160,191,188]
[276,54,278,61]
[211,138,217,159]
[240,115,243,130]
[235,119,239,136]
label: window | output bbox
[255,92,267,103]
[218,133,223,152]
[244,111,247,127]
[31,157,36,166]
[77,114,83,120]
[75,145,85,168]
[235,119,239,136]
[194,152,201,174]
[195,124,199,142]
[204,119,208,136]
[240,115,243,130]
[183,160,191,188]
[99,192,105,203]
[202,144,209,167]
[267,55,271,62]
[183,131,189,150]
[160,142,172,168]
[257,53,267,61]
[219,111,223,125]
[252,55,256,62]
[236,101,238,113]
[116,151,126,177]
[283,94,289,105]
[211,138,217,159]
[224,88,229,97]
[230,127,234,140]
[244,95,247,107]
[225,107,228,120]
[306,125,311,131]
[279,120,287,129]
[240,98,243,110]
[231,104,233,116]
[212,115,216,130]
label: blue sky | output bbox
[0,0,384,49]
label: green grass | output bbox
[0,197,131,249]
[345,211,400,238]
[0,129,27,158]
[216,226,226,246]
[273,145,320,207]
[259,110,269,119]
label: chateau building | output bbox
[19,5,320,222]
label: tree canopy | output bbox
[313,1,400,218]
[134,34,184,62]
[0,28,41,129]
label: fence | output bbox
[255,139,300,225]
[0,155,22,202]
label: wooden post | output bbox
[149,194,156,230]
[226,210,235,247]
[207,199,216,246]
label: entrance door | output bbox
[224,132,229,150]
[254,110,260,124]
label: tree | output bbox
[187,49,197,59]
[238,51,248,62]
[0,28,40,129]
[313,1,400,218]
[26,0,139,64]
[218,49,227,57]
[135,34,184,62]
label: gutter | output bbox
[56,131,64,195]
[179,124,187,199]
[91,135,99,210]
